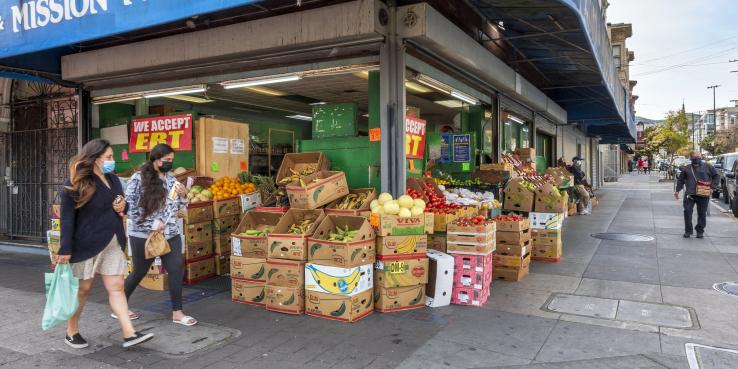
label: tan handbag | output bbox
[145,231,171,259]
[690,166,712,197]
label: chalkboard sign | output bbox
[312,103,358,139]
[453,134,471,162]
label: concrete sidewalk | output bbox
[1,173,737,369]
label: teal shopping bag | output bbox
[42,264,79,330]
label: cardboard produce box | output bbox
[286,171,349,210]
[148,257,165,275]
[374,256,429,288]
[496,240,530,257]
[530,212,564,230]
[307,215,376,268]
[376,235,428,257]
[230,256,266,282]
[231,279,266,306]
[534,184,567,213]
[239,191,263,212]
[532,229,562,246]
[493,263,530,282]
[375,285,426,312]
[276,152,329,186]
[370,213,434,237]
[446,239,496,255]
[213,196,242,218]
[140,273,168,291]
[214,236,232,256]
[213,214,241,236]
[266,259,305,289]
[426,249,454,308]
[215,253,230,276]
[184,239,214,262]
[325,188,377,217]
[184,221,213,244]
[184,257,216,284]
[496,228,531,246]
[180,202,214,224]
[432,210,462,233]
[427,234,446,253]
[306,289,374,322]
[231,211,284,259]
[453,253,493,272]
[532,240,562,260]
[454,268,492,290]
[545,167,575,188]
[267,209,325,261]
[495,217,531,232]
[305,263,373,296]
[452,286,489,306]
[493,252,531,269]
[503,179,535,213]
[266,285,305,315]
[515,148,536,161]
[446,222,496,244]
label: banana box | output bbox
[306,289,374,322]
[265,285,305,315]
[267,209,326,261]
[231,279,266,306]
[214,236,232,255]
[374,285,426,312]
[503,179,535,213]
[286,171,349,210]
[231,211,284,259]
[530,212,564,230]
[180,202,214,224]
[376,235,428,256]
[370,213,434,237]
[374,256,429,288]
[213,214,241,236]
[230,256,266,282]
[140,273,168,291]
[325,188,377,217]
[215,253,230,276]
[266,259,305,288]
[184,221,213,243]
[305,263,373,296]
[493,252,531,269]
[532,229,563,246]
[213,196,242,218]
[183,239,214,262]
[307,215,376,268]
[184,257,216,285]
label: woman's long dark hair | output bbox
[65,139,111,208]
[138,144,175,223]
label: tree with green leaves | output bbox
[636,110,690,159]
[699,132,728,155]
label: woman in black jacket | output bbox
[57,138,153,349]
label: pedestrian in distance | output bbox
[124,144,197,326]
[675,151,719,238]
[569,156,592,215]
[637,157,645,174]
[57,138,154,349]
[644,158,650,175]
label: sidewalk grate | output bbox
[686,343,738,369]
[591,233,655,242]
[713,282,738,297]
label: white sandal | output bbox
[172,315,197,326]
[111,311,140,320]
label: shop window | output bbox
[502,112,529,152]
[612,45,621,69]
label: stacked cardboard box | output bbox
[305,215,376,322]
[445,221,496,306]
[182,216,216,284]
[372,213,433,313]
[530,212,564,262]
[493,217,532,281]
[503,179,535,213]
[230,211,283,307]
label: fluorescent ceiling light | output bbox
[243,86,287,96]
[405,81,432,94]
[353,71,370,80]
[92,95,140,105]
[164,95,214,104]
[434,100,464,108]
[484,111,493,119]
[144,87,206,98]
[222,75,301,89]
[362,114,369,118]
[309,101,327,106]
[286,114,312,121]
[414,74,452,94]
[509,115,526,124]
[450,91,479,105]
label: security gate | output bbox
[2,82,78,241]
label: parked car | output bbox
[714,153,738,203]
[724,159,738,217]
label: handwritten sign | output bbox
[129,114,193,153]
[369,127,381,142]
[405,115,427,159]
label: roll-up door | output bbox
[499,95,533,121]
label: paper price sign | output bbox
[405,115,427,159]
[129,114,193,152]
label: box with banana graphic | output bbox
[307,215,376,268]
[376,235,428,257]
[265,285,305,315]
[267,209,326,261]
[371,213,434,237]
[374,256,429,288]
[266,260,305,289]
[305,263,373,297]
[530,212,564,230]
[305,289,374,322]
[231,211,284,259]
[375,284,426,312]
[231,279,266,307]
[286,171,349,210]
[230,256,266,282]
[324,188,377,217]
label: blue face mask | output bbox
[691,158,702,166]
[100,160,116,174]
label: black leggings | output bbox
[125,235,184,311]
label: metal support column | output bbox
[379,5,406,197]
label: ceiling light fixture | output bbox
[144,86,206,98]
[309,101,327,106]
[243,86,287,96]
[434,100,464,108]
[450,91,479,105]
[286,114,312,121]
[405,81,432,94]
[509,115,526,124]
[91,95,141,105]
[222,75,302,89]
[414,74,452,94]
[164,95,214,104]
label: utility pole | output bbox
[707,85,720,154]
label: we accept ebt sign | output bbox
[0,0,259,59]
[129,114,193,153]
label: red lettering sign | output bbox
[129,114,193,153]
[405,115,427,159]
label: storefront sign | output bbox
[453,134,470,163]
[405,115,427,159]
[129,114,193,153]
[0,0,258,59]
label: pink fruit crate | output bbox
[453,267,493,290]
[451,285,490,307]
[453,252,493,272]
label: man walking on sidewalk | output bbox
[675,151,719,238]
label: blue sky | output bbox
[607,0,738,120]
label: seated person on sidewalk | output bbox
[568,156,592,215]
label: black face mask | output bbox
[159,161,173,173]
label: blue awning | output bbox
[468,0,635,143]
[0,0,260,82]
